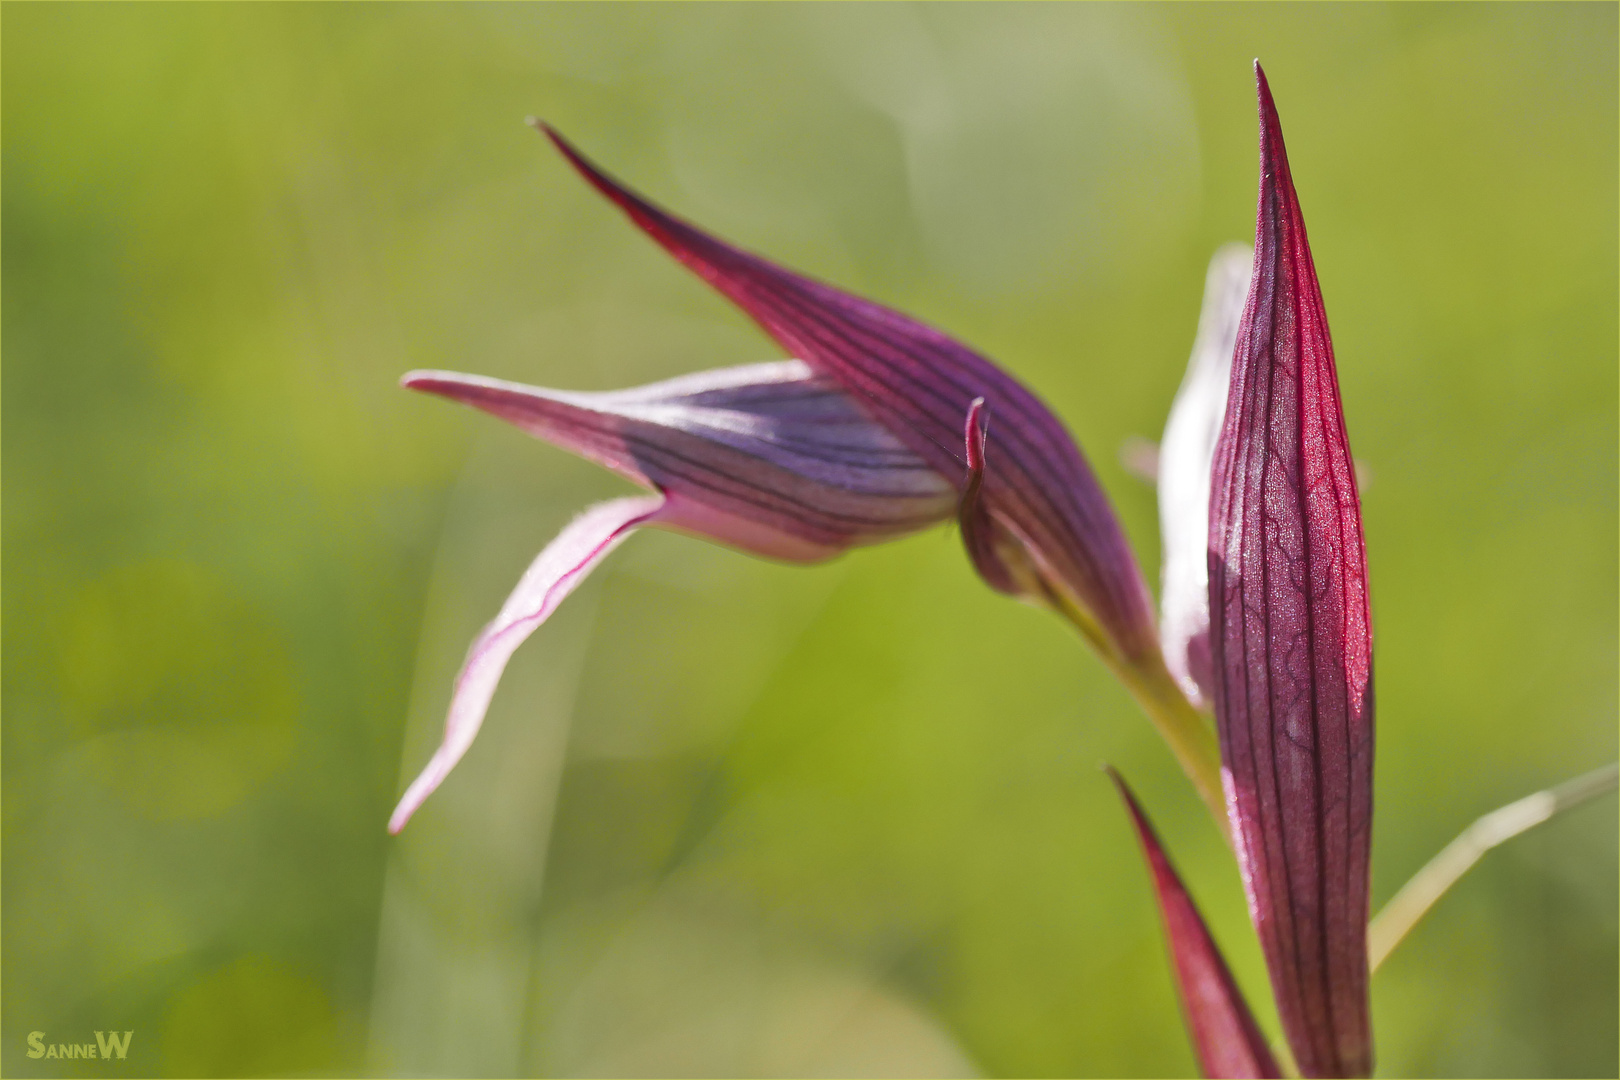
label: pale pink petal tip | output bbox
[388,495,664,833]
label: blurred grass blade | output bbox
[1368,762,1619,972]
[1109,769,1281,1079]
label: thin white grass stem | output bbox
[1368,762,1619,973]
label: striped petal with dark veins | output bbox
[390,361,958,831]
[537,122,1162,679]
[1207,64,1374,1078]
[1109,769,1281,1080]
[404,360,956,562]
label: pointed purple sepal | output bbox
[1207,65,1374,1077]
[538,122,1162,674]
[1110,769,1282,1079]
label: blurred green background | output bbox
[4,3,1615,1076]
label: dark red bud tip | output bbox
[534,123,682,249]
[1252,62,1278,128]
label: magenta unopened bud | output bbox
[1207,64,1375,1078]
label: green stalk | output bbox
[1120,660,1231,850]
[1049,588,1230,847]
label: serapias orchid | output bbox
[390,123,1226,833]
[1142,63,1373,1077]
[385,60,1618,1080]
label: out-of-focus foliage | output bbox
[3,5,1614,1077]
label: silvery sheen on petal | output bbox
[1158,245,1253,710]
[404,361,956,561]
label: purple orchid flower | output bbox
[535,126,1202,710]
[390,126,1226,832]
[1204,64,1375,1077]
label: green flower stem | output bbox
[1049,592,1224,841]
[1047,588,1231,848]
[1124,663,1231,850]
